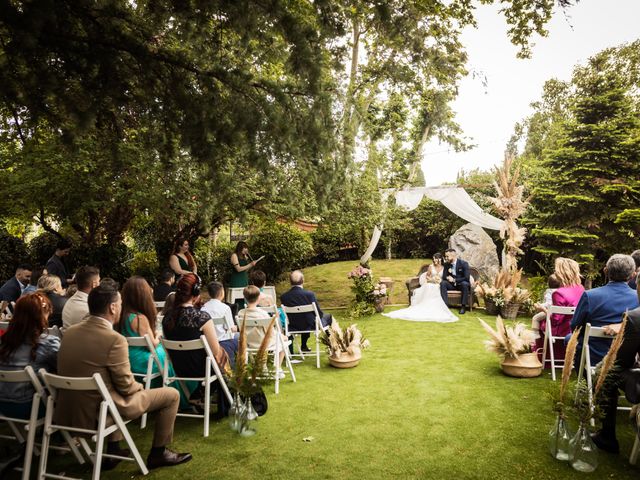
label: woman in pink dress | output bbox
[536,257,584,360]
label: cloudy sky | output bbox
[421,0,640,186]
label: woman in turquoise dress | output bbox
[118,276,189,407]
[169,237,197,280]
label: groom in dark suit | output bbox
[440,248,470,314]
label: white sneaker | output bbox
[290,359,303,364]
[276,371,286,380]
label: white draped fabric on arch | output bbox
[359,186,504,264]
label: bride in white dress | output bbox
[383,254,458,323]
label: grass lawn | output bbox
[3,260,638,479]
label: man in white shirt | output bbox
[62,265,100,328]
[201,281,238,341]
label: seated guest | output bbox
[154,269,176,302]
[281,270,333,352]
[118,277,183,397]
[0,292,60,419]
[62,266,100,328]
[440,248,471,314]
[238,286,286,370]
[531,273,561,337]
[56,283,191,470]
[249,270,274,306]
[163,274,237,383]
[37,274,68,328]
[591,280,640,454]
[45,239,73,289]
[0,264,33,303]
[201,282,238,342]
[21,266,47,295]
[571,254,639,367]
[535,258,585,359]
[629,249,640,290]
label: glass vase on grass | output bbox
[229,393,244,433]
[548,413,572,461]
[239,396,258,437]
[569,422,598,472]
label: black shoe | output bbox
[300,345,311,353]
[591,431,619,453]
[147,448,192,469]
[458,307,466,315]
[102,447,131,471]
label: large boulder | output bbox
[448,223,499,281]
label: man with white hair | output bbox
[570,254,639,367]
[280,270,332,352]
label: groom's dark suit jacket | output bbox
[441,258,470,285]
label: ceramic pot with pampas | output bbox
[478,316,542,377]
[321,321,370,368]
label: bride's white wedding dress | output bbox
[383,265,458,323]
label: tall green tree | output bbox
[527,59,640,275]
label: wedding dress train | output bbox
[383,266,458,323]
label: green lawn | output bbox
[3,260,639,479]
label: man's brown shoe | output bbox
[147,448,192,469]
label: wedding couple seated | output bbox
[386,249,470,322]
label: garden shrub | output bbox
[129,250,159,284]
[251,222,313,282]
[72,243,132,284]
[194,238,235,284]
[29,232,61,266]
[0,229,29,281]
[527,275,548,303]
[311,224,360,264]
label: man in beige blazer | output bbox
[56,282,192,470]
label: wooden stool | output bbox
[379,277,393,304]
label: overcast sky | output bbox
[421,0,640,186]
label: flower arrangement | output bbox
[372,282,387,300]
[320,321,370,359]
[478,316,536,359]
[347,264,380,317]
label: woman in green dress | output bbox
[229,241,256,288]
[118,276,188,407]
[169,237,197,280]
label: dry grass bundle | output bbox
[478,316,536,359]
[320,321,370,358]
[250,315,277,383]
[559,327,581,403]
[489,155,530,273]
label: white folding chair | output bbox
[0,320,9,331]
[0,366,83,479]
[38,370,149,479]
[125,334,164,428]
[209,316,236,341]
[241,314,296,394]
[160,335,233,437]
[541,305,576,380]
[262,286,277,303]
[226,287,245,305]
[281,303,327,369]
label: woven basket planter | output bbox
[484,298,499,316]
[500,302,521,319]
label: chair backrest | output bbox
[583,323,609,340]
[0,365,45,397]
[241,314,277,329]
[209,316,227,327]
[227,287,245,304]
[154,301,165,310]
[41,371,105,393]
[0,321,9,331]
[262,286,277,302]
[258,305,278,316]
[281,304,317,315]
[548,305,576,316]
[281,303,321,334]
[125,334,164,373]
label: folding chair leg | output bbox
[204,379,210,437]
[21,395,41,480]
[111,410,149,476]
[92,403,108,480]
[8,421,25,442]
[38,401,54,480]
[61,430,86,464]
[80,438,94,464]
[315,334,321,369]
[284,350,296,383]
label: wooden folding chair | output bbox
[38,370,149,479]
[160,336,233,437]
[281,303,328,369]
[241,314,296,394]
[125,334,164,428]
[0,366,84,479]
[541,305,576,381]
